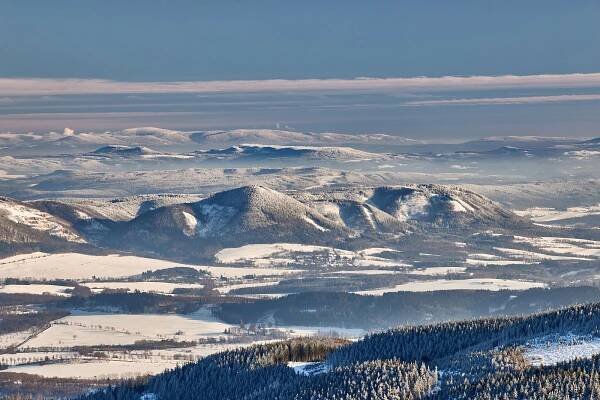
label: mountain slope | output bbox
[107,186,351,258]
[303,184,525,230]
[2,184,526,261]
[81,302,600,400]
[198,144,382,161]
[86,145,159,157]
[96,184,526,260]
[0,197,87,256]
[190,129,420,146]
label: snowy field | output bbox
[515,204,600,223]
[523,334,600,366]
[215,243,406,268]
[0,252,198,280]
[466,254,539,266]
[1,342,267,379]
[217,280,281,294]
[0,284,72,297]
[410,267,467,276]
[21,309,234,349]
[495,247,593,262]
[82,281,204,295]
[465,234,600,266]
[287,361,329,376]
[0,351,77,366]
[3,358,178,379]
[282,325,366,338]
[0,331,34,350]
[328,269,401,275]
[354,278,545,295]
[513,236,600,259]
[203,265,303,278]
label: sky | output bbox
[1,1,600,139]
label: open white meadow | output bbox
[214,243,407,269]
[82,281,204,294]
[515,204,600,223]
[409,267,467,276]
[217,280,281,295]
[4,358,180,379]
[21,309,234,349]
[0,284,72,297]
[354,278,545,295]
[523,334,600,366]
[494,247,592,262]
[203,265,303,278]
[0,252,197,280]
[513,236,600,258]
[0,331,34,350]
[1,341,271,379]
[282,325,366,339]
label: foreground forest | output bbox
[78,302,600,400]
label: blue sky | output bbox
[2,1,600,80]
[1,1,600,139]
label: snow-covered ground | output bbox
[495,247,593,262]
[0,199,84,243]
[354,278,545,295]
[0,331,34,350]
[0,351,77,366]
[215,243,353,264]
[21,309,234,349]
[287,361,329,376]
[3,358,177,379]
[82,281,204,295]
[410,267,467,276]
[515,204,600,223]
[0,284,72,297]
[3,343,251,379]
[523,334,600,366]
[203,265,303,278]
[282,325,366,338]
[217,280,281,294]
[328,269,401,275]
[215,243,407,269]
[0,252,198,280]
[513,236,600,258]
[465,234,600,266]
[466,253,539,266]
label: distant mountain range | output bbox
[195,144,384,161]
[0,184,529,261]
[2,127,598,163]
[190,129,422,146]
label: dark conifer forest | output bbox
[80,302,600,400]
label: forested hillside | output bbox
[81,302,600,400]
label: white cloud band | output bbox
[404,94,600,106]
[3,73,600,96]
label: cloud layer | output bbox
[3,73,600,96]
[404,94,600,106]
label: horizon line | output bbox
[3,72,600,96]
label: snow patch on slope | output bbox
[302,216,330,232]
[523,334,600,366]
[0,199,84,243]
[181,211,198,236]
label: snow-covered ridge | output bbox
[96,184,525,262]
[0,198,84,243]
[87,145,159,157]
[191,129,421,146]
[0,127,420,153]
[198,143,383,161]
